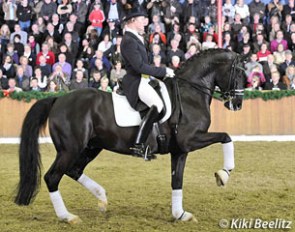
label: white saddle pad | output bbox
[112,81,172,127]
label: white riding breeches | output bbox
[138,77,164,113]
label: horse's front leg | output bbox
[171,152,197,222]
[184,132,235,187]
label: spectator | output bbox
[88,3,105,37]
[99,76,112,92]
[163,0,183,26]
[273,43,286,64]
[247,67,266,88]
[40,0,57,23]
[253,32,269,53]
[148,14,166,34]
[63,32,79,59]
[98,33,113,57]
[104,0,125,25]
[222,31,236,50]
[245,53,263,76]
[0,24,11,53]
[2,55,16,79]
[223,0,235,24]
[270,30,288,52]
[247,74,263,90]
[30,77,41,91]
[72,0,88,26]
[72,59,89,81]
[282,65,295,88]
[19,56,33,78]
[103,19,121,45]
[5,77,23,93]
[36,42,55,66]
[200,15,214,34]
[278,49,295,75]
[38,54,52,77]
[183,0,201,25]
[69,70,88,90]
[263,54,278,82]
[169,55,181,69]
[249,0,265,22]
[257,42,272,62]
[16,0,32,32]
[23,44,36,69]
[110,60,126,88]
[0,69,8,90]
[288,32,295,52]
[89,70,102,89]
[282,0,295,21]
[47,80,58,92]
[201,34,217,50]
[264,71,287,90]
[10,23,27,45]
[36,16,46,33]
[149,24,167,47]
[52,53,72,78]
[234,0,250,23]
[30,23,44,46]
[49,64,70,92]
[231,13,244,41]
[2,0,18,32]
[57,0,72,24]
[5,43,19,64]
[51,14,64,35]
[33,67,47,91]
[44,23,62,44]
[166,38,184,65]
[149,43,166,64]
[208,0,217,24]
[266,0,283,22]
[15,65,30,91]
[111,35,123,65]
[185,43,199,60]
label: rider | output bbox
[121,6,175,159]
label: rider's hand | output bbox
[166,67,175,78]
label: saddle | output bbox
[112,79,172,127]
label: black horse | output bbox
[15,49,246,223]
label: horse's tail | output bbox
[15,97,57,205]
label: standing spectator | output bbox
[10,23,27,45]
[2,0,18,31]
[248,0,265,23]
[72,0,88,26]
[104,0,125,25]
[36,42,56,66]
[57,0,72,24]
[208,0,217,24]
[69,70,88,90]
[282,0,295,21]
[222,0,235,23]
[163,0,183,26]
[270,30,288,52]
[183,0,200,25]
[266,0,283,22]
[0,24,11,53]
[40,0,57,23]
[16,0,32,32]
[88,3,105,37]
[234,0,250,23]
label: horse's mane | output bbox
[175,48,234,75]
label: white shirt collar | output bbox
[126,27,144,44]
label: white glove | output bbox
[166,67,175,78]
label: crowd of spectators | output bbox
[0,0,295,93]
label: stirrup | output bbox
[130,144,156,161]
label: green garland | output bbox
[1,90,295,103]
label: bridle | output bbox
[175,54,245,101]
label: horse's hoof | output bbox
[66,213,82,224]
[98,200,108,212]
[179,212,198,223]
[215,169,230,187]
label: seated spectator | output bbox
[33,67,47,91]
[246,75,263,91]
[257,43,272,62]
[5,43,19,64]
[27,34,41,55]
[152,55,166,68]
[63,32,79,59]
[270,30,288,52]
[273,43,286,65]
[149,43,166,65]
[282,65,295,88]
[58,43,74,66]
[222,31,236,50]
[51,13,64,35]
[37,55,52,77]
[5,78,23,93]
[200,15,215,34]
[15,65,30,91]
[89,71,102,89]
[185,43,199,60]
[110,61,126,89]
[169,55,181,70]
[278,49,295,76]
[46,36,59,55]
[69,70,88,90]
[111,35,123,65]
[98,33,113,57]
[19,56,33,78]
[166,38,184,65]
[52,53,72,78]
[247,69,266,88]
[2,55,16,79]
[263,54,278,82]
[290,76,295,89]
[236,31,252,54]
[12,34,24,58]
[231,13,244,41]
[23,44,36,69]
[201,34,217,51]
[148,14,166,34]
[31,23,44,46]
[90,49,111,75]
[99,76,112,92]
[79,41,94,69]
[253,33,269,54]
[47,80,58,92]
[245,53,263,76]
[264,71,287,90]
[10,24,27,45]
[36,42,55,66]
[149,25,167,49]
[0,69,8,90]
[184,23,200,45]
[49,64,70,92]
[288,32,295,52]
[43,23,61,44]
[203,25,218,44]
[30,77,41,91]
[72,59,89,81]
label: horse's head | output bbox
[215,52,246,111]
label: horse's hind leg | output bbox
[44,151,82,224]
[66,147,108,212]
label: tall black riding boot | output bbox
[131,106,160,160]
